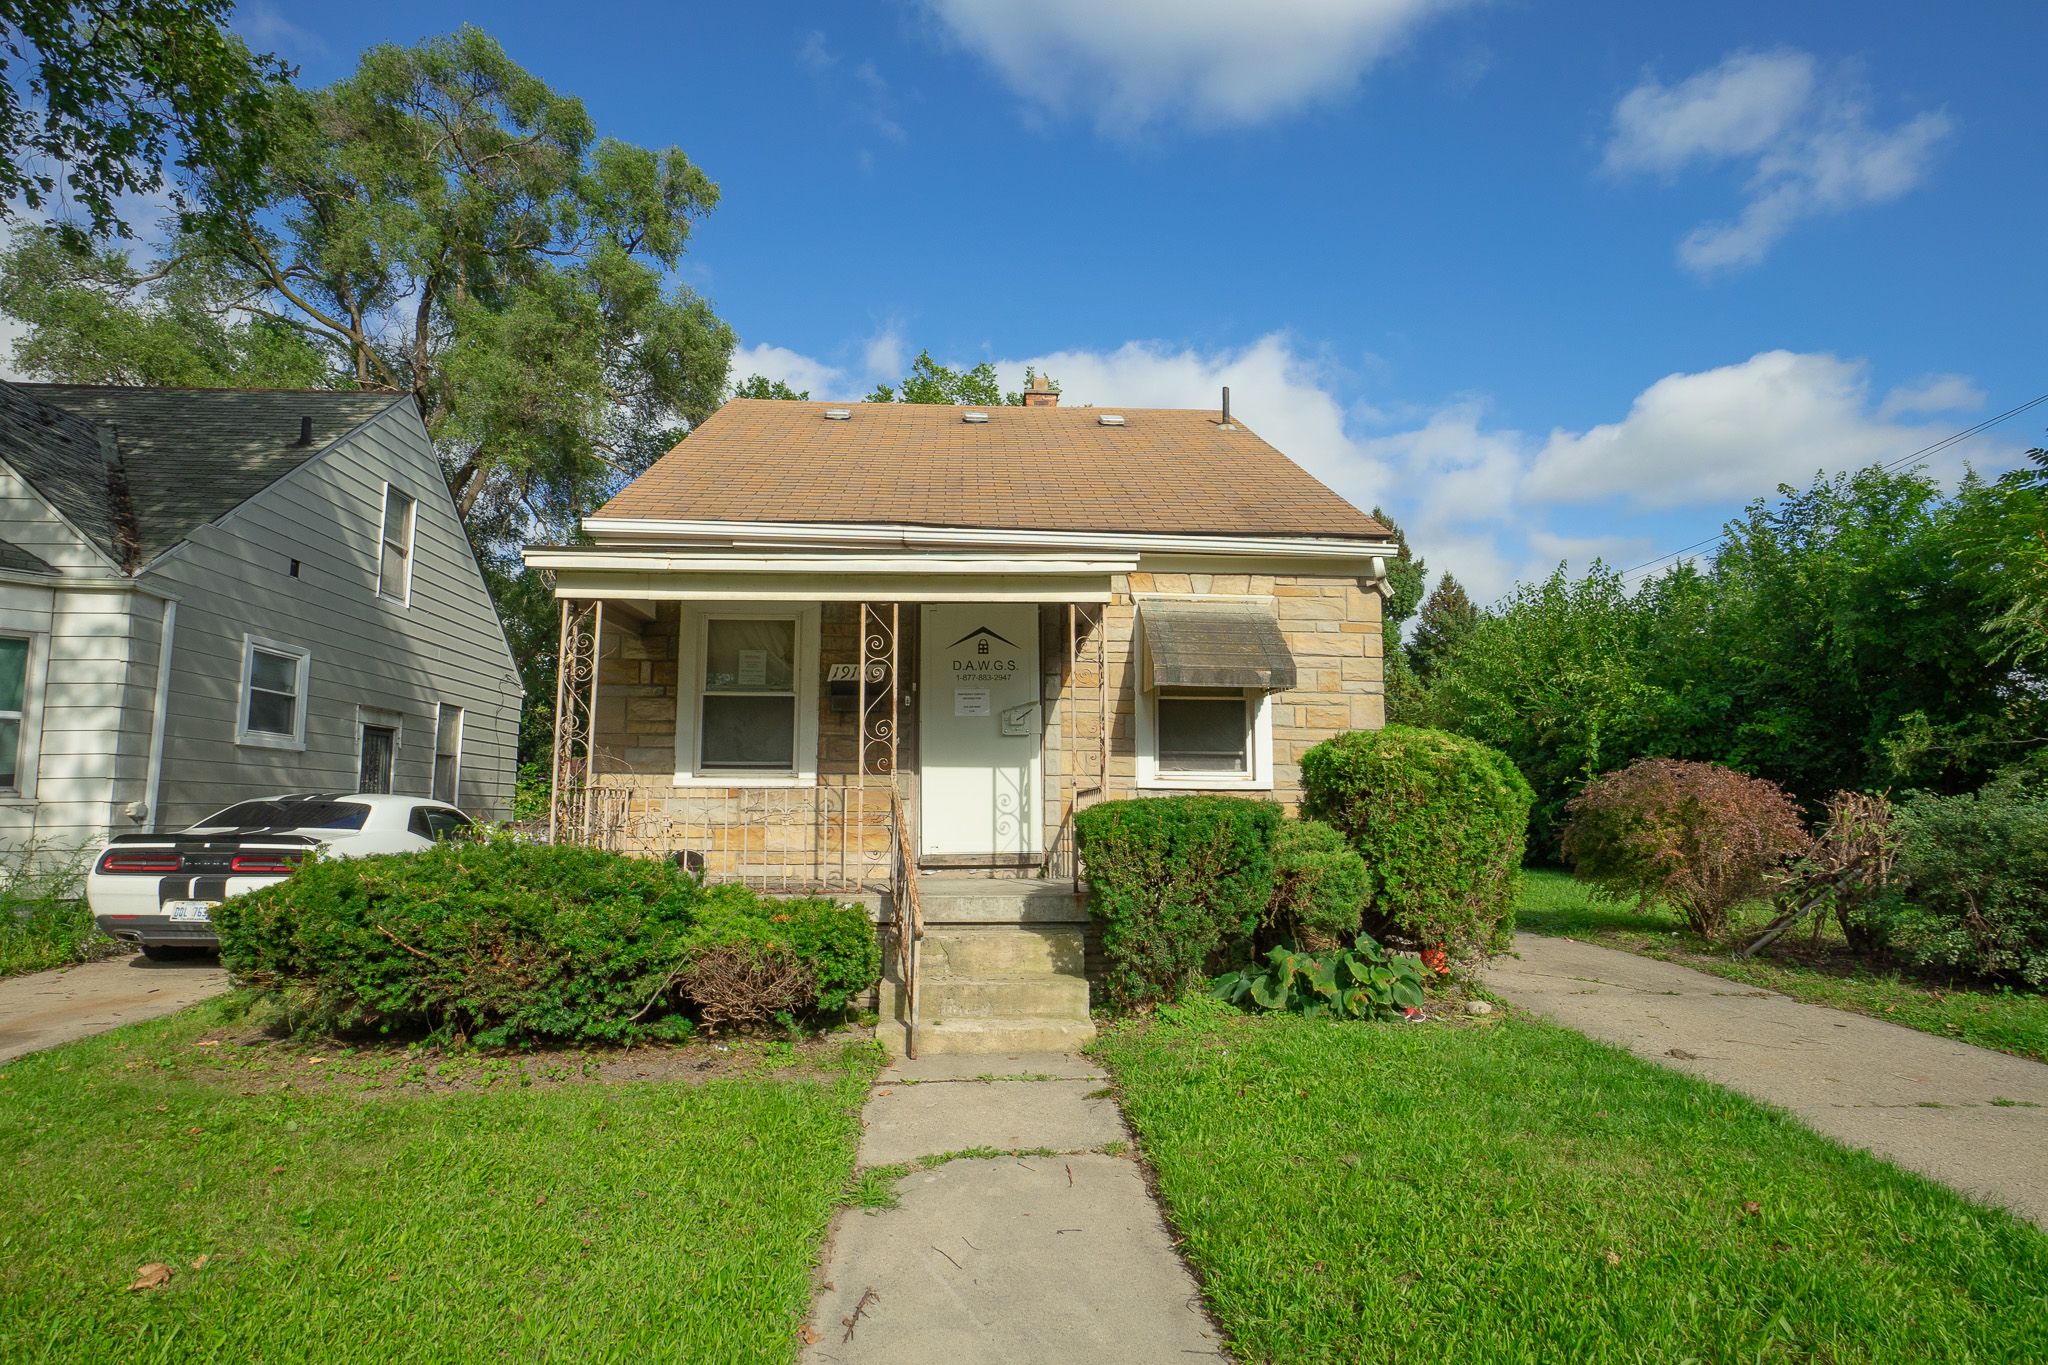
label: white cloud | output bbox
[1605,49,1953,273]
[1523,350,2008,509]
[234,2,329,59]
[797,32,907,147]
[730,343,850,399]
[921,0,1468,132]
[1879,373,1985,420]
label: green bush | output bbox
[215,840,880,1045]
[1265,818,1367,948]
[1075,795,1281,1012]
[1,843,116,977]
[1883,784,2048,989]
[1300,726,1533,960]
[1212,934,1425,1020]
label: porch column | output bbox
[548,597,604,843]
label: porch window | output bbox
[699,617,799,772]
[1155,690,1252,775]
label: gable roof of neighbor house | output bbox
[0,381,408,567]
[0,539,57,576]
[596,399,1392,541]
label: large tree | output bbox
[0,25,734,551]
[866,351,1024,406]
[1406,573,1478,685]
[0,0,285,241]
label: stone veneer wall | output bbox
[580,570,1384,876]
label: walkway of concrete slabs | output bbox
[1485,934,2048,1228]
[0,953,227,1065]
[802,1051,1226,1364]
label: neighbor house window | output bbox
[432,703,463,804]
[0,635,27,790]
[698,617,799,771]
[1155,690,1252,775]
[238,636,309,748]
[378,485,415,603]
[358,723,397,794]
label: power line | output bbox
[1618,390,2048,581]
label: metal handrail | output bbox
[889,787,924,1059]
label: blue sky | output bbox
[235,2,2045,599]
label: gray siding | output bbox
[137,403,520,828]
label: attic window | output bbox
[961,411,989,424]
[824,408,851,420]
[1098,414,1126,426]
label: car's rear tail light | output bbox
[97,851,181,875]
[229,853,303,874]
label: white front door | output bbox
[919,604,1042,858]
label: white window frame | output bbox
[376,483,416,605]
[673,604,820,788]
[1131,605,1274,791]
[432,702,464,805]
[236,634,311,750]
[0,630,46,800]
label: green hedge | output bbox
[215,840,879,1045]
[1300,726,1532,961]
[1265,818,1367,948]
[1884,784,2048,989]
[1074,795,1281,1012]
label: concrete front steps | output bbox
[880,876,1096,1057]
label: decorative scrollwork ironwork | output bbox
[859,603,900,778]
[549,598,602,842]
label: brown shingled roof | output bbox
[595,400,1389,540]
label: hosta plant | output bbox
[1212,935,1426,1021]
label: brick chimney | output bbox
[1021,371,1060,407]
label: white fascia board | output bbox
[522,549,1138,576]
[576,517,1397,562]
[547,568,1113,604]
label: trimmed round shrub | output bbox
[1562,758,1808,941]
[1300,726,1533,961]
[1264,818,1367,949]
[1882,783,2048,988]
[1075,795,1281,1012]
[215,840,879,1045]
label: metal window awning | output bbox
[1140,599,1297,691]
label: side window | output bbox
[238,636,310,748]
[0,635,29,791]
[378,485,416,603]
[409,807,474,841]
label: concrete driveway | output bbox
[1485,935,2048,1227]
[0,953,229,1064]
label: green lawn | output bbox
[0,995,879,1363]
[1515,868,2048,1064]
[1097,999,2048,1364]
[1,895,119,978]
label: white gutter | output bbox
[141,599,177,832]
[521,550,1140,575]
[575,517,1398,562]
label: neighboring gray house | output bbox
[0,380,522,860]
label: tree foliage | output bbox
[1407,573,1477,684]
[865,350,1022,406]
[0,25,735,554]
[0,0,286,240]
[730,374,808,400]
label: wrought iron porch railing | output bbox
[567,782,896,892]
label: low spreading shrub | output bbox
[215,840,879,1045]
[1264,818,1366,949]
[1882,782,2048,988]
[1563,759,1808,941]
[1300,726,1532,961]
[1075,795,1280,1011]
[1212,934,1425,1020]
[1,843,115,977]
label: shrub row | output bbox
[215,840,879,1046]
[1076,725,1532,1011]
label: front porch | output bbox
[545,596,1115,893]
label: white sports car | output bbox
[89,793,475,959]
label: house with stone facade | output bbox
[525,381,1397,1054]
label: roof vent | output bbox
[1098,413,1126,427]
[961,410,989,424]
[292,415,313,447]
[823,408,851,421]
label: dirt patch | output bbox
[164,1022,875,1098]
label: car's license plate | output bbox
[165,900,215,923]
